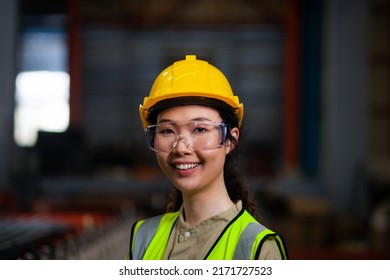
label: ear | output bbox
[225,127,239,155]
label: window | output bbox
[14,27,69,147]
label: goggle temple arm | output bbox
[145,126,156,150]
[220,123,230,146]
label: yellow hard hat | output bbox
[139,55,244,129]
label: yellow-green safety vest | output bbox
[129,209,288,260]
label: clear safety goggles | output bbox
[146,120,229,153]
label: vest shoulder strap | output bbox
[131,214,163,260]
[233,221,267,259]
[205,210,271,260]
[234,211,288,260]
[130,212,179,260]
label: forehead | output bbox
[157,105,221,122]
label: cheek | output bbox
[201,149,226,169]
[156,154,169,172]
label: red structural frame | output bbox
[283,0,301,170]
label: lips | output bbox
[175,163,199,170]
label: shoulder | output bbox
[258,236,283,260]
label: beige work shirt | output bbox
[163,201,282,260]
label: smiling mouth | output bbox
[175,163,199,170]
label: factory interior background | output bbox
[0,0,390,259]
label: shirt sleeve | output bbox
[258,236,283,260]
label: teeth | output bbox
[176,163,198,170]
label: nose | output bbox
[172,135,193,153]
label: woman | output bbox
[129,55,287,260]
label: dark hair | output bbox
[158,105,260,220]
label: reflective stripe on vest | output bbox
[234,222,266,259]
[131,212,179,260]
[130,209,287,260]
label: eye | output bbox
[193,122,214,134]
[193,127,208,133]
[157,128,175,135]
[155,123,177,135]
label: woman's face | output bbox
[154,105,237,196]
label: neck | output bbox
[181,187,234,226]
